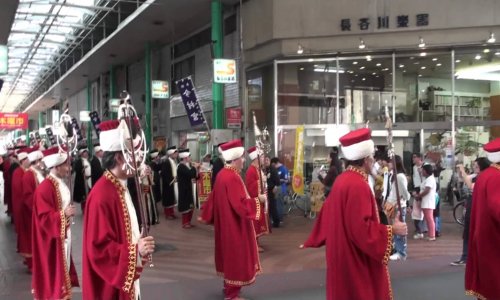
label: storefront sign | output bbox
[0,113,28,130]
[226,107,242,129]
[152,80,170,99]
[0,45,7,75]
[176,76,206,127]
[213,59,237,83]
[197,171,212,207]
[340,13,429,31]
[292,125,305,195]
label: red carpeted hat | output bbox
[220,139,244,161]
[483,137,500,163]
[247,146,261,161]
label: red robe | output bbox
[201,166,262,286]
[19,169,39,259]
[11,167,25,245]
[82,171,143,300]
[245,164,270,237]
[465,164,500,300]
[2,159,12,212]
[32,176,79,299]
[303,167,393,300]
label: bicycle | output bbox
[453,200,466,226]
[282,183,316,219]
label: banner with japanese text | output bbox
[176,76,206,127]
[0,113,28,130]
[197,171,212,208]
[292,125,305,195]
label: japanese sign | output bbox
[0,45,7,75]
[89,111,101,137]
[71,117,83,141]
[176,76,206,127]
[213,59,237,83]
[197,171,212,208]
[226,107,242,129]
[0,113,28,130]
[152,80,170,99]
[340,13,429,31]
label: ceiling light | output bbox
[484,49,491,53]
[399,64,405,68]
[421,66,426,69]
[359,66,365,70]
[436,63,442,67]
[495,52,500,56]
[475,54,482,60]
[418,37,426,48]
[420,52,427,57]
[487,32,496,44]
[299,67,304,71]
[456,59,461,63]
[297,44,304,54]
[376,63,381,67]
[432,58,438,61]
[352,61,358,65]
[418,74,422,77]
[362,78,366,81]
[372,72,376,75]
[366,55,372,61]
[358,39,366,49]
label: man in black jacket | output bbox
[266,156,281,228]
[90,143,104,188]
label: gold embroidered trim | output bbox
[346,165,369,182]
[47,176,72,299]
[383,225,393,265]
[224,165,240,174]
[104,171,136,299]
[254,197,261,221]
[385,264,394,300]
[217,272,259,286]
[465,290,487,299]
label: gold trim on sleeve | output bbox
[254,197,261,221]
[465,290,487,300]
[382,225,393,265]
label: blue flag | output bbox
[176,76,205,127]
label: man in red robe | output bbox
[245,146,270,251]
[11,148,30,248]
[465,138,500,300]
[32,147,79,299]
[19,148,45,272]
[82,119,155,300]
[200,139,266,300]
[302,128,407,300]
[0,147,11,214]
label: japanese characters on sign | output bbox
[0,112,28,130]
[340,13,429,31]
[197,171,212,207]
[176,76,206,127]
[89,111,101,137]
[152,80,170,99]
[226,107,242,129]
[213,59,237,83]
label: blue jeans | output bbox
[434,216,441,233]
[276,190,284,220]
[394,213,407,258]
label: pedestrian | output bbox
[465,138,500,299]
[302,128,407,300]
[199,139,266,300]
[412,163,437,241]
[82,119,155,300]
[385,155,411,261]
[31,146,79,299]
[73,145,91,213]
[246,146,270,251]
[318,151,340,198]
[271,157,289,220]
[265,156,281,228]
[90,143,104,187]
[11,148,29,246]
[450,157,490,266]
[211,143,226,187]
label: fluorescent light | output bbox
[456,62,500,81]
[432,58,438,61]
[313,68,345,73]
[352,61,358,65]
[420,52,427,57]
[484,49,490,53]
[475,54,482,60]
[372,130,410,137]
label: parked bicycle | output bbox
[282,183,316,219]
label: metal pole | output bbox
[211,0,224,129]
[87,80,93,152]
[145,42,152,147]
[336,56,339,125]
[392,52,396,123]
[274,60,278,155]
[451,50,456,165]
[38,112,45,129]
[109,65,116,120]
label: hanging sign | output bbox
[152,80,170,99]
[176,76,206,127]
[226,107,241,129]
[213,59,237,83]
[0,112,28,130]
[197,171,212,208]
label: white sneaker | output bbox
[413,233,424,240]
[389,253,407,261]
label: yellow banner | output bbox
[292,125,305,195]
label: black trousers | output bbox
[268,195,280,228]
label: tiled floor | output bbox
[0,200,467,299]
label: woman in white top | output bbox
[386,155,411,260]
[413,164,437,241]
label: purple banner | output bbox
[176,76,205,127]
